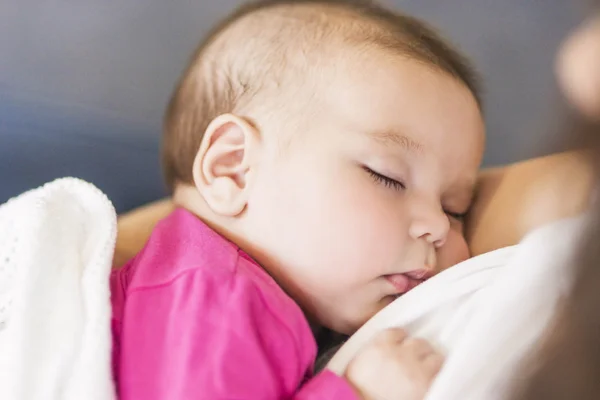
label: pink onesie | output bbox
[110,208,358,399]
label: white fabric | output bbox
[328,216,584,400]
[0,178,117,400]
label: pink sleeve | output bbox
[116,269,359,400]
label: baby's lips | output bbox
[407,278,423,290]
[385,274,410,293]
[404,268,435,280]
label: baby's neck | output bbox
[174,183,326,339]
[172,184,212,219]
[173,184,255,259]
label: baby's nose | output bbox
[409,207,450,246]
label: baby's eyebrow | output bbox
[369,130,425,154]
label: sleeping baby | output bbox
[110,1,484,399]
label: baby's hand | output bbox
[345,328,443,400]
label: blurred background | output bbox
[0,0,581,212]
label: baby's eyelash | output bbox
[364,167,406,191]
[445,210,467,221]
[364,166,468,218]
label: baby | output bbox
[110,0,485,399]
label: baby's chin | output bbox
[326,297,399,335]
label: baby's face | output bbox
[244,53,484,334]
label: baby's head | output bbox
[165,0,484,334]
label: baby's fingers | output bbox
[422,352,444,376]
[373,327,408,346]
[402,337,437,358]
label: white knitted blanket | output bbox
[0,178,116,400]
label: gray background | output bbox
[0,0,581,212]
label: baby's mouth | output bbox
[403,268,435,280]
[384,269,431,295]
[385,249,437,295]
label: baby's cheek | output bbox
[437,230,470,271]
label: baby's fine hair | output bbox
[162,0,482,191]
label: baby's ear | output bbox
[192,114,259,216]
